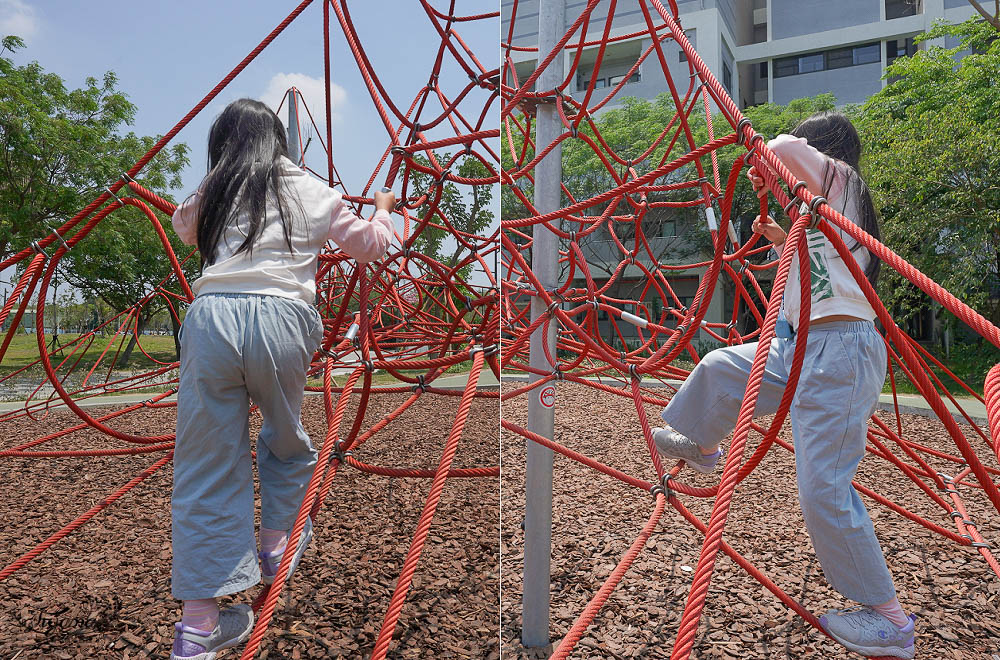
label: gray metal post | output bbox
[522,0,563,648]
[287,88,301,166]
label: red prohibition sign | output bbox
[539,385,556,408]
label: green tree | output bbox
[408,152,495,288]
[0,35,192,363]
[856,17,1000,327]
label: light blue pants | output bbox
[661,321,896,605]
[171,293,323,600]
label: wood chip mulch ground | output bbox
[501,382,1000,659]
[0,390,499,659]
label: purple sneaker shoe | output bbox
[259,517,313,585]
[820,606,916,659]
[170,604,254,660]
[652,426,723,474]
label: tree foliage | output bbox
[408,153,494,285]
[1,35,193,361]
[855,18,1000,327]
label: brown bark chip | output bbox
[501,382,1000,659]
[0,392,499,658]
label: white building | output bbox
[504,0,977,111]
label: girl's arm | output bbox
[327,193,394,263]
[170,192,200,246]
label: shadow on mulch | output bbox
[0,391,499,659]
[501,382,1000,660]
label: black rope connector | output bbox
[791,181,808,199]
[30,241,48,259]
[660,474,675,499]
[105,186,125,206]
[552,367,564,381]
[120,172,135,183]
[45,225,71,253]
[628,363,641,381]
[362,359,375,372]
[783,197,800,216]
[734,117,752,144]
[412,374,427,393]
[807,195,827,229]
[567,230,577,243]
[546,300,560,316]
[390,145,408,156]
[972,541,993,549]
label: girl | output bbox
[168,98,394,660]
[653,112,916,658]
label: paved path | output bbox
[0,369,498,414]
[500,374,989,426]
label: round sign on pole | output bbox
[539,385,555,408]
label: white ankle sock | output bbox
[260,527,288,555]
[181,598,219,632]
[873,597,910,628]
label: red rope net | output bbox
[0,2,498,657]
[501,1,1000,658]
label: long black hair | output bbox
[196,98,299,266]
[790,111,881,288]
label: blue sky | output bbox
[2,0,498,288]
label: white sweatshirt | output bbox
[172,156,394,303]
[767,134,876,330]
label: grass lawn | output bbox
[0,332,179,374]
[2,331,478,400]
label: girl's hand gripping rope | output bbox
[752,214,785,247]
[374,187,396,213]
[747,165,770,198]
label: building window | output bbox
[827,47,854,70]
[774,57,797,78]
[578,75,607,91]
[759,61,768,78]
[679,29,696,62]
[722,62,732,92]
[798,53,824,73]
[887,37,917,65]
[886,0,920,20]
[608,72,641,86]
[853,43,881,65]
[773,42,881,78]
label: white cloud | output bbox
[260,73,348,146]
[0,0,38,40]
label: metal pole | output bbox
[522,0,563,648]
[287,88,301,166]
